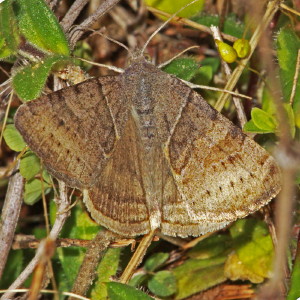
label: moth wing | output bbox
[14,77,121,189]
[162,82,281,237]
[83,116,151,237]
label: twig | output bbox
[214,0,282,111]
[210,25,248,127]
[12,235,136,250]
[68,0,121,48]
[0,162,24,279]
[60,0,89,32]
[1,181,71,300]
[280,3,300,18]
[255,2,300,298]
[120,230,157,284]
[289,49,300,105]
[70,230,121,299]
[146,6,238,43]
[0,92,13,148]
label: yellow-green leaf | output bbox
[251,107,277,132]
[3,124,26,151]
[144,0,204,19]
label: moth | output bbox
[14,50,281,238]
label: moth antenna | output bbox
[75,57,124,73]
[70,25,133,56]
[95,31,132,56]
[157,45,200,69]
[141,0,201,54]
[181,79,252,100]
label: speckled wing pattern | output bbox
[14,58,281,238]
[161,77,281,237]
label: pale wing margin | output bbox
[162,83,281,237]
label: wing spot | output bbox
[57,142,61,146]
[221,161,226,169]
[240,177,244,183]
[230,181,234,188]
[219,186,222,191]
[77,157,80,162]
[250,172,254,178]
[66,149,70,154]
[206,190,211,196]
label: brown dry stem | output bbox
[1,181,70,300]
[69,230,121,299]
[0,162,24,279]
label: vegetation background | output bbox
[0,0,300,299]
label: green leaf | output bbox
[188,234,231,259]
[129,274,149,287]
[277,27,300,103]
[0,249,23,288]
[287,245,300,299]
[228,218,274,282]
[144,252,169,272]
[251,107,277,132]
[3,124,26,151]
[106,282,153,300]
[24,178,51,205]
[13,0,70,55]
[163,58,200,81]
[144,0,204,18]
[243,119,270,133]
[284,103,295,138]
[172,256,226,299]
[192,14,245,39]
[225,252,265,283]
[0,0,20,58]
[12,55,70,100]
[262,85,277,115]
[90,248,122,300]
[20,151,41,180]
[148,270,176,297]
[194,65,213,86]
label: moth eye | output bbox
[144,53,152,61]
[215,39,237,64]
[233,38,251,59]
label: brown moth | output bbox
[14,50,281,238]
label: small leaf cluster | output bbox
[3,124,51,204]
[0,0,71,100]
[243,27,299,137]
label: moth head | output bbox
[127,49,153,66]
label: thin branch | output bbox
[120,230,157,284]
[70,230,121,299]
[68,0,121,48]
[210,25,248,127]
[1,181,71,300]
[60,0,90,32]
[12,236,136,250]
[146,6,238,43]
[289,49,300,105]
[0,162,24,279]
[214,0,282,111]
